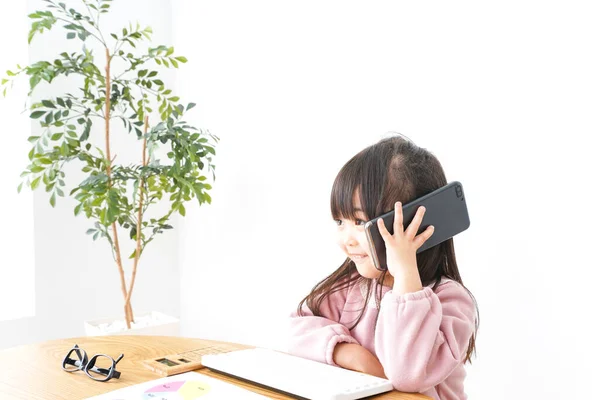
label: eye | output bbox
[333,219,342,226]
[355,219,366,226]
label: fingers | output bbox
[377,217,392,242]
[380,204,434,250]
[393,201,403,235]
[415,225,435,249]
[405,206,426,238]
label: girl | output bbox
[288,134,479,400]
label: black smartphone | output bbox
[364,181,470,271]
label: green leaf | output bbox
[186,103,196,111]
[42,100,56,108]
[175,56,188,63]
[29,74,41,89]
[66,32,76,39]
[31,177,41,190]
[80,120,91,141]
[17,182,24,193]
[49,193,56,207]
[178,203,186,216]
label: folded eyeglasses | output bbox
[61,344,124,382]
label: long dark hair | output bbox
[297,134,479,363]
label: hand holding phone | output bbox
[374,202,436,276]
[364,181,470,271]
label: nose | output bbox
[341,226,359,247]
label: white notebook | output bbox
[201,347,394,400]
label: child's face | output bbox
[334,191,381,280]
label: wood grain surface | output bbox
[0,335,431,400]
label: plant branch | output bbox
[82,1,107,44]
[124,115,149,314]
[54,15,104,45]
[103,47,131,329]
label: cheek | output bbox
[334,231,344,249]
[335,237,349,256]
[357,233,369,252]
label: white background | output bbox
[1,1,600,399]
[173,1,600,399]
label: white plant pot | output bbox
[84,311,180,336]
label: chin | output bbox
[354,262,381,280]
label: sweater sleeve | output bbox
[374,280,476,393]
[288,283,359,366]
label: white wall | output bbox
[173,1,600,400]
[0,0,35,323]
[0,0,181,348]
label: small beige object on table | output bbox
[0,335,432,400]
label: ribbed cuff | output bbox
[326,332,358,366]
[385,286,434,303]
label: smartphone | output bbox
[364,181,470,271]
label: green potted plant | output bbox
[1,0,218,334]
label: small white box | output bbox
[84,311,180,336]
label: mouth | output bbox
[349,254,369,263]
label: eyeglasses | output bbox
[61,344,124,382]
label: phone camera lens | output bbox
[455,186,463,198]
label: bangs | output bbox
[330,148,389,221]
[330,159,362,220]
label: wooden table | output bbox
[0,335,431,399]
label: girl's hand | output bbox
[333,343,386,378]
[377,202,434,293]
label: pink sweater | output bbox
[288,276,476,400]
